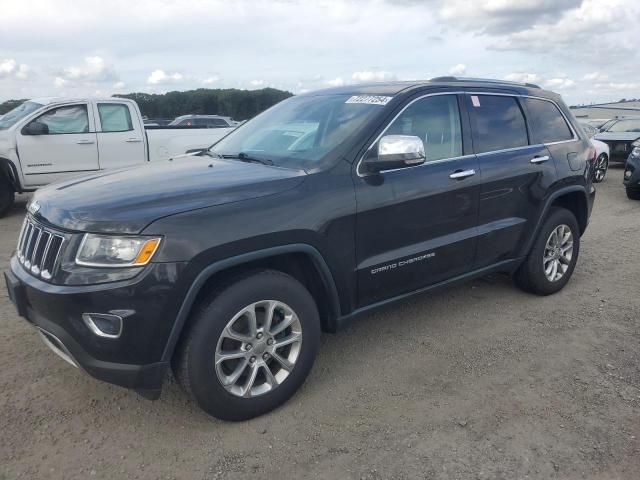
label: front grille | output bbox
[16,217,65,281]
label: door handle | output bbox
[125,138,142,143]
[449,169,476,179]
[76,139,95,145]
[530,155,550,164]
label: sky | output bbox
[0,0,638,105]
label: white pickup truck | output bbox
[0,97,234,216]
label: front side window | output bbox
[384,95,462,162]
[522,97,573,144]
[470,95,528,153]
[98,103,133,132]
[34,105,89,134]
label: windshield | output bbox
[210,94,388,168]
[605,119,640,133]
[0,101,43,130]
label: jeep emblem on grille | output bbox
[28,201,41,215]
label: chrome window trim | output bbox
[356,90,579,177]
[475,144,545,157]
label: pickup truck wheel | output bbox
[514,207,580,296]
[0,175,15,218]
[175,270,320,421]
[593,153,608,183]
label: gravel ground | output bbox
[1,167,639,480]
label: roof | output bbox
[302,76,549,98]
[29,97,134,106]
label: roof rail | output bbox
[429,76,541,89]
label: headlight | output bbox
[631,146,640,158]
[75,234,161,267]
[625,169,633,179]
[632,139,640,147]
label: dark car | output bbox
[623,141,640,199]
[5,77,596,421]
[169,115,236,128]
[594,116,640,164]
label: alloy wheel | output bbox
[214,300,303,398]
[543,224,574,282]
[594,154,608,182]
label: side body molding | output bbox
[160,243,341,362]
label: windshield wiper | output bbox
[221,152,274,166]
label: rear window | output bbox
[469,95,528,153]
[522,98,573,144]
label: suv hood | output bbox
[31,157,306,234]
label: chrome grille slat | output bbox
[16,217,65,282]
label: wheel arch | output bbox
[161,244,341,363]
[522,186,590,257]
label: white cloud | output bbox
[113,81,126,89]
[202,75,219,85]
[250,79,264,87]
[544,78,575,90]
[449,64,466,76]
[352,70,396,83]
[326,77,345,87]
[582,72,608,82]
[147,69,183,85]
[0,58,31,80]
[61,56,116,82]
[504,72,542,84]
[53,77,67,88]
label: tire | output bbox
[593,153,608,183]
[0,175,15,218]
[174,270,321,421]
[626,188,640,200]
[514,207,580,296]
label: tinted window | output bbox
[385,95,462,162]
[34,105,89,134]
[98,103,133,132]
[522,98,573,144]
[470,95,528,153]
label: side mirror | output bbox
[361,135,426,173]
[22,121,49,136]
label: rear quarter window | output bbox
[522,97,574,144]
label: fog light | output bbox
[82,313,123,339]
[625,170,632,179]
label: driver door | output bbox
[17,103,99,187]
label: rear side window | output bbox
[98,103,133,132]
[469,95,528,153]
[522,98,573,144]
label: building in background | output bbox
[570,101,640,120]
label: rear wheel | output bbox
[514,207,580,295]
[593,153,608,183]
[0,175,15,218]
[174,270,320,421]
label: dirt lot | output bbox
[1,167,639,480]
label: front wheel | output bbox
[174,270,320,421]
[593,153,608,183]
[0,175,15,218]
[514,207,580,295]
[626,188,640,200]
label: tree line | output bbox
[0,87,293,120]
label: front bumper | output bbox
[624,155,640,192]
[5,257,189,398]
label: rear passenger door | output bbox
[466,93,558,269]
[95,102,146,170]
[354,93,480,306]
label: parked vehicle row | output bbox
[0,98,235,216]
[4,77,596,421]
